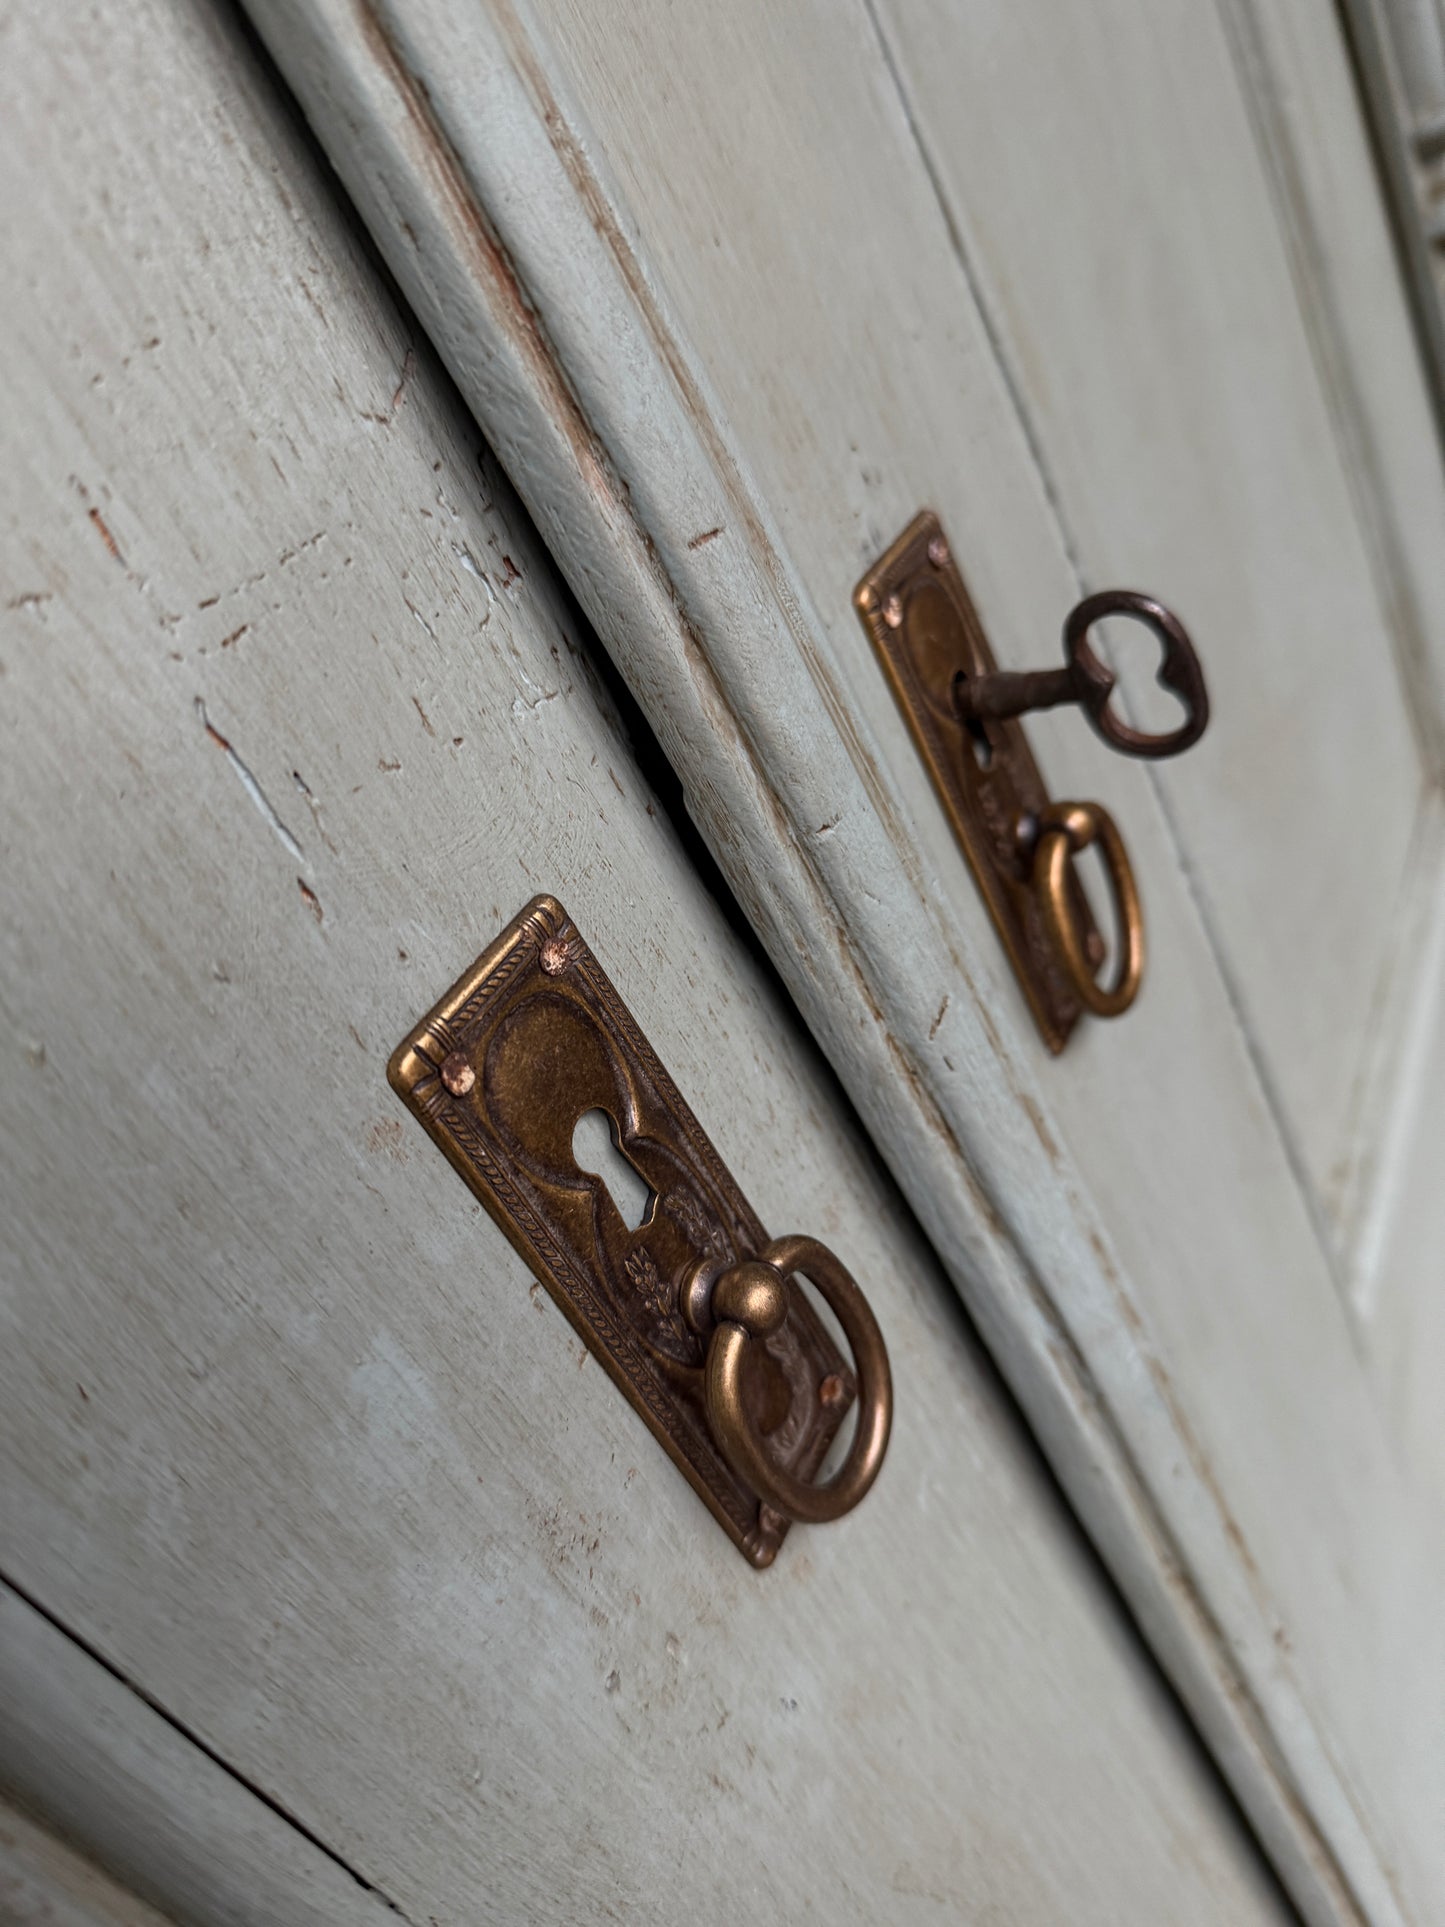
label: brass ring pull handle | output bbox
[1034,800,1144,1018]
[954,589,1209,761]
[855,516,1209,1048]
[704,1234,892,1524]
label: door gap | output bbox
[0,1570,409,1920]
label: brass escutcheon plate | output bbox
[388,896,855,1567]
[855,512,1100,1052]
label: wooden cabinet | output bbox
[3,0,1442,1920]
[0,3,1290,1919]
[228,2,1445,1920]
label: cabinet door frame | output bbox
[240,5,1445,1923]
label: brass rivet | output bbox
[440,1050,476,1096]
[539,937,570,976]
[927,535,950,568]
[883,593,904,629]
[819,1372,846,1407]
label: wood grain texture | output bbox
[0,1798,173,1927]
[0,4,1289,1923]
[1326,793,1445,1282]
[1348,794,1445,1501]
[1215,0,1445,779]
[0,1584,394,1927]
[867,0,1430,1211]
[237,1,1445,1921]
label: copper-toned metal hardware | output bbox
[702,1235,891,1524]
[1032,801,1144,1018]
[954,590,1208,759]
[440,1050,476,1097]
[388,896,890,1566]
[855,512,1208,1050]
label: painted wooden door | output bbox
[0,1,1294,1921]
[239,3,1445,1922]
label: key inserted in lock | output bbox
[856,512,1207,1050]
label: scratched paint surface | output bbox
[0,3,1286,1924]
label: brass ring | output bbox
[704,1234,892,1525]
[1036,800,1144,1018]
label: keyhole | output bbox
[951,672,994,768]
[572,1108,655,1231]
[962,712,994,770]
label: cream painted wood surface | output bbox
[0,1582,396,1927]
[865,0,1440,1210]
[0,4,1291,1923]
[241,3,1445,1923]
[0,1799,172,1927]
[880,0,1445,1489]
[1355,796,1445,1498]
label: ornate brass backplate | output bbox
[855,512,1100,1052]
[388,896,855,1567]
